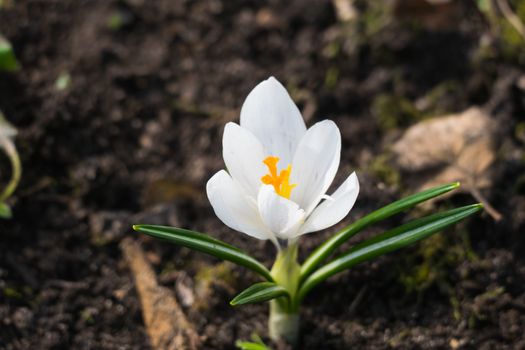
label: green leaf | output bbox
[298,204,482,302]
[301,182,461,280]
[133,225,273,281]
[230,282,289,306]
[0,35,19,72]
[0,202,11,218]
[134,224,241,250]
[235,341,271,350]
[236,334,272,350]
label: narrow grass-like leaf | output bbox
[0,35,19,72]
[235,341,270,350]
[230,282,289,306]
[298,204,482,303]
[236,334,272,350]
[134,224,241,250]
[300,182,460,280]
[133,224,273,281]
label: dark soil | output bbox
[1,0,525,349]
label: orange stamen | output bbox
[261,156,297,199]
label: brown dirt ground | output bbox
[1,0,525,349]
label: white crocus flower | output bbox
[207,77,359,248]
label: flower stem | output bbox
[269,299,299,344]
[269,242,301,345]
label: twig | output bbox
[468,185,502,222]
[121,238,201,350]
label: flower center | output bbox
[261,156,296,199]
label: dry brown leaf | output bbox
[121,238,201,350]
[392,107,501,220]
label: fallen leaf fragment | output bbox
[392,107,502,220]
[121,238,201,350]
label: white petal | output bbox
[290,120,341,216]
[222,122,267,198]
[240,77,306,165]
[300,172,359,235]
[206,170,273,241]
[257,185,305,240]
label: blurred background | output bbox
[0,0,524,349]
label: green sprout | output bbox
[0,111,21,218]
[0,34,20,72]
[236,334,272,350]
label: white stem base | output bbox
[268,301,299,345]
